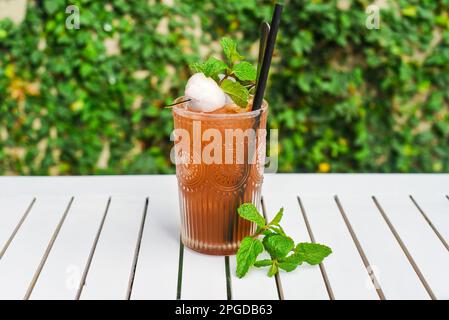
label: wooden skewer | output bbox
[164,99,191,108]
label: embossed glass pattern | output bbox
[172,101,268,255]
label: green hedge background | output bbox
[0,0,448,175]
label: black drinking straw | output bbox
[257,22,270,83]
[252,3,283,111]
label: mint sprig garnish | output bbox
[189,37,255,108]
[220,37,245,64]
[236,203,332,278]
[233,62,257,82]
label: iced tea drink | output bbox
[172,99,268,255]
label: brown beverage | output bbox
[172,99,268,255]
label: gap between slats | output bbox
[372,196,436,300]
[0,198,36,260]
[409,195,449,251]
[126,197,149,299]
[75,197,112,299]
[296,196,334,300]
[225,256,232,300]
[333,196,386,300]
[24,197,74,300]
[261,197,284,300]
[176,239,184,300]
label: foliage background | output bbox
[0,0,448,175]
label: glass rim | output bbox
[172,96,268,119]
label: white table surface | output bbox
[0,174,448,300]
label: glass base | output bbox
[182,236,239,256]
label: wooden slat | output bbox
[0,175,174,197]
[78,196,146,300]
[29,196,110,299]
[181,248,227,300]
[263,174,449,196]
[0,196,72,300]
[298,195,379,300]
[410,194,449,249]
[0,196,35,258]
[374,195,449,299]
[0,174,447,196]
[262,194,330,300]
[337,194,430,299]
[131,195,180,300]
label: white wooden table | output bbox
[0,174,448,300]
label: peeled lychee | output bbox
[185,73,226,112]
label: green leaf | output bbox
[220,79,249,108]
[256,227,273,237]
[262,229,274,236]
[189,57,227,80]
[278,261,298,272]
[189,62,204,73]
[269,225,287,236]
[236,237,264,278]
[233,62,257,81]
[220,37,244,64]
[254,259,273,267]
[267,262,278,277]
[262,234,294,259]
[269,208,284,226]
[203,57,228,79]
[278,253,304,272]
[237,203,266,227]
[295,243,332,265]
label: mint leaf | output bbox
[262,229,274,236]
[233,62,257,81]
[189,62,204,74]
[262,234,294,259]
[220,37,244,64]
[267,262,278,277]
[255,227,273,237]
[220,79,249,108]
[269,208,284,226]
[237,203,266,227]
[190,57,227,80]
[295,243,332,265]
[278,261,298,272]
[203,57,227,79]
[269,225,286,236]
[254,259,272,267]
[236,237,264,278]
[278,253,304,272]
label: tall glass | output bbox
[172,99,268,255]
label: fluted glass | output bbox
[172,99,268,255]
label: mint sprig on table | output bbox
[236,203,332,278]
[189,38,257,108]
